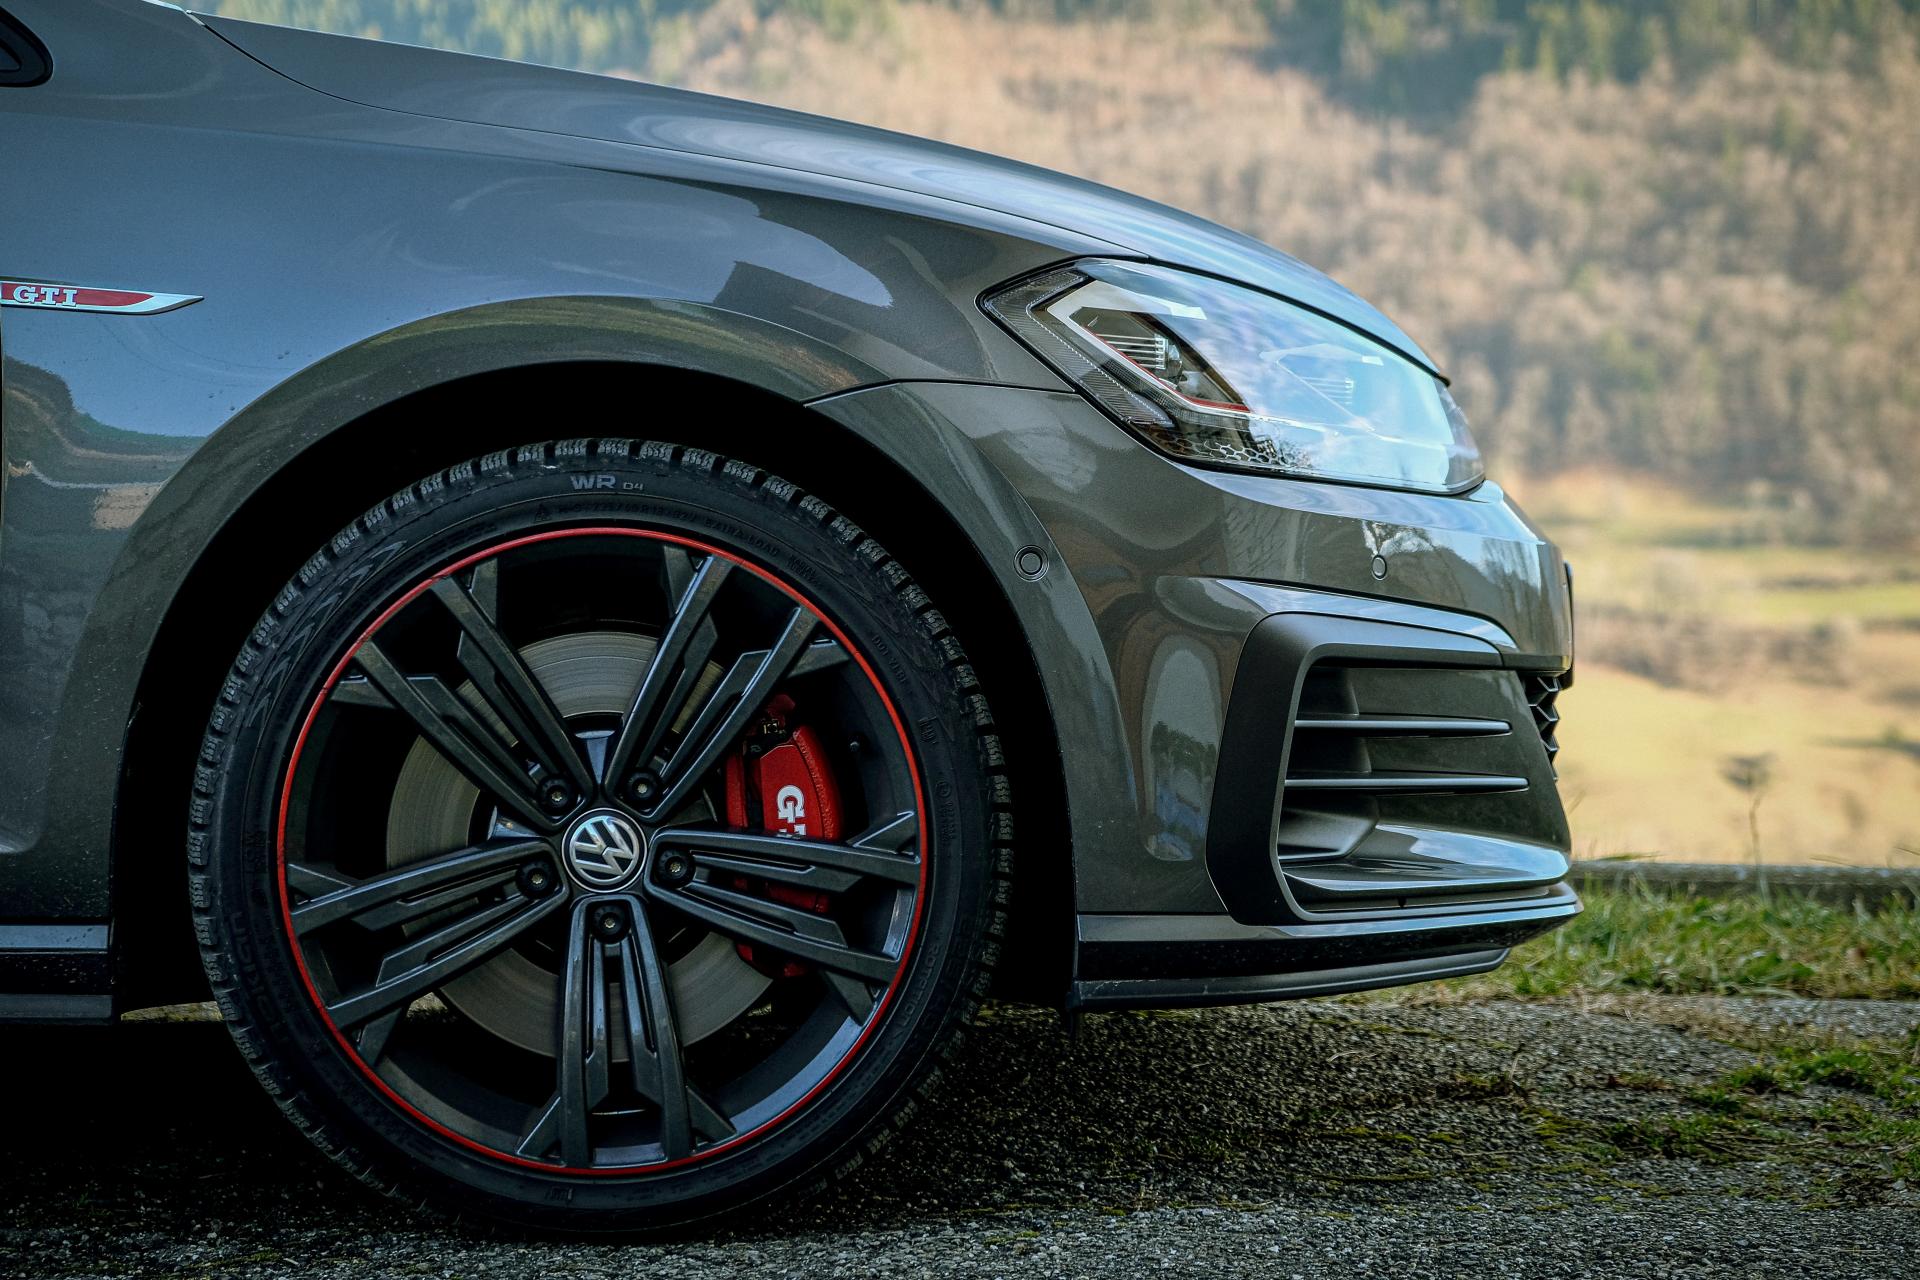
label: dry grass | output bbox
[1513,468,1920,865]
[1555,661,1920,866]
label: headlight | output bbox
[984,260,1482,494]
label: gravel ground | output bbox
[4,994,1917,1278]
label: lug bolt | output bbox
[628,773,658,804]
[540,779,575,813]
[518,862,558,898]
[590,903,630,940]
[658,852,693,886]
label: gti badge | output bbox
[562,809,647,890]
[1,279,202,315]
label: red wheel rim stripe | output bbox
[275,526,931,1176]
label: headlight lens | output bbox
[984,260,1481,493]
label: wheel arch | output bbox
[113,360,1073,1011]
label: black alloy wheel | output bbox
[191,442,1010,1230]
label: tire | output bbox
[189,440,1011,1231]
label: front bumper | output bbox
[813,380,1578,1005]
[1080,584,1579,1010]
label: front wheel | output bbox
[190,441,1009,1230]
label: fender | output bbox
[12,294,978,919]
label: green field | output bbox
[1517,470,1920,867]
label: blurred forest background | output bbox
[203,0,1920,866]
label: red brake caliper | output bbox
[722,694,843,978]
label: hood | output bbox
[199,15,1441,376]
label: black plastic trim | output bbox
[0,993,112,1022]
[1076,893,1578,989]
[1206,612,1503,920]
[0,8,51,87]
[1284,769,1529,795]
[0,922,112,1022]
[1292,713,1511,736]
[1069,948,1508,1012]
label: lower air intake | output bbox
[1523,672,1563,773]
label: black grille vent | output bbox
[1524,673,1563,771]
[1205,613,1576,925]
[1274,666,1527,863]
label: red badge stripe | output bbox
[1,279,201,315]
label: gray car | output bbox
[0,0,1577,1230]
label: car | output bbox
[0,0,1579,1232]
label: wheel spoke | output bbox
[285,862,355,900]
[650,815,915,1023]
[431,569,594,796]
[788,635,850,677]
[646,876,897,986]
[288,838,551,934]
[516,901,611,1166]
[348,642,561,833]
[615,897,734,1158]
[652,817,922,893]
[517,897,731,1166]
[315,876,567,1036]
[562,900,612,1167]
[605,549,731,788]
[643,607,817,819]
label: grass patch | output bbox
[1426,886,1920,1001]
[1725,1038,1920,1182]
[1595,1027,1920,1197]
